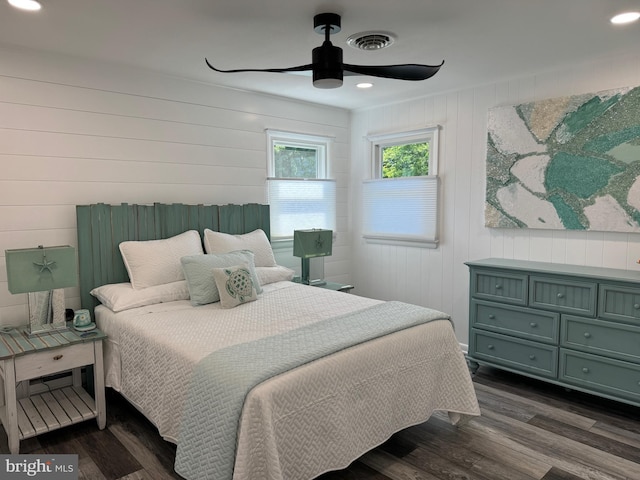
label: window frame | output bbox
[363,125,441,249]
[368,126,440,179]
[265,129,336,242]
[266,129,332,179]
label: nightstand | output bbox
[0,326,106,453]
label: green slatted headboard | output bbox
[76,203,270,314]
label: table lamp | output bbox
[5,245,77,335]
[293,229,332,285]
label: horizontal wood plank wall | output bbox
[350,51,640,346]
[0,45,350,327]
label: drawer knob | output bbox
[495,284,502,290]
[487,344,495,350]
[530,322,537,328]
[582,367,590,374]
[529,355,536,361]
[488,314,495,319]
[557,293,564,299]
[635,304,640,310]
[584,332,591,338]
[53,354,63,361]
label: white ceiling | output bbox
[1,0,639,110]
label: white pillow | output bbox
[203,229,276,267]
[90,281,190,312]
[212,263,258,309]
[119,230,203,289]
[181,251,262,306]
[255,266,295,285]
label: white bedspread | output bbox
[96,281,480,480]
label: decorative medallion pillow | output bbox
[212,263,258,309]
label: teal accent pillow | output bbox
[181,250,262,306]
[212,263,258,309]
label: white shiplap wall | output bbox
[350,51,640,346]
[0,45,351,327]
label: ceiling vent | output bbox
[346,31,396,51]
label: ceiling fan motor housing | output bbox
[313,41,343,88]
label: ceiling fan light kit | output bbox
[204,13,444,89]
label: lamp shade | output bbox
[293,229,333,259]
[5,245,78,294]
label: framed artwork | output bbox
[485,85,640,232]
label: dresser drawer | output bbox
[599,284,640,324]
[14,342,95,383]
[560,349,640,404]
[529,275,596,316]
[561,315,640,363]
[471,300,559,344]
[470,329,557,378]
[471,269,527,306]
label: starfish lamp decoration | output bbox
[315,234,324,250]
[33,246,56,274]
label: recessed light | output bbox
[356,82,374,89]
[7,0,42,10]
[610,11,640,24]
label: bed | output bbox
[76,202,480,480]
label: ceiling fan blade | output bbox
[205,58,313,74]
[343,61,444,80]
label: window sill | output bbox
[363,235,438,249]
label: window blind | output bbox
[267,178,337,239]
[362,176,439,248]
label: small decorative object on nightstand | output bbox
[293,228,333,285]
[0,326,107,454]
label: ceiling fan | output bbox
[205,13,444,89]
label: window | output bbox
[363,126,440,248]
[266,130,336,240]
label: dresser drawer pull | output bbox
[529,322,537,328]
[53,355,63,361]
[529,355,536,361]
[582,367,590,374]
[495,284,502,290]
[488,314,495,319]
[557,293,564,299]
[487,344,495,350]
[635,304,640,310]
[583,332,591,338]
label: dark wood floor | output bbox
[3,367,640,480]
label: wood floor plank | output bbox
[474,381,597,430]
[109,423,180,480]
[528,414,640,465]
[479,409,639,480]
[359,449,442,480]
[541,466,588,480]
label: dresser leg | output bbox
[467,359,479,374]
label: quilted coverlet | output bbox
[174,301,449,480]
[95,282,480,480]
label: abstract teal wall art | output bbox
[485,86,640,232]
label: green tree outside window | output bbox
[381,142,429,178]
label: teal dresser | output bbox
[466,258,640,407]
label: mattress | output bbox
[95,281,480,479]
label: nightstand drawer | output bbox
[599,284,640,324]
[472,300,559,344]
[560,349,640,403]
[471,269,527,305]
[15,342,94,382]
[561,315,640,363]
[470,329,557,378]
[529,275,596,316]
